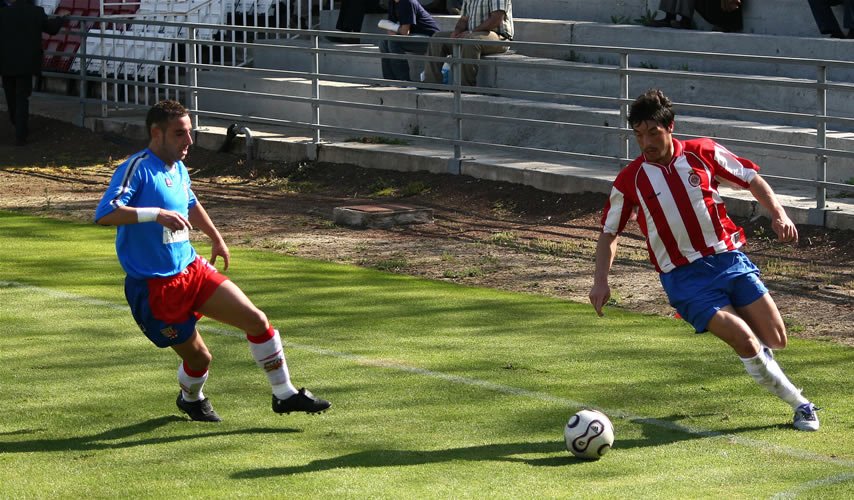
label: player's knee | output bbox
[736,336,763,358]
[766,333,787,350]
[186,348,212,371]
[201,350,213,367]
[245,308,269,336]
[761,322,788,350]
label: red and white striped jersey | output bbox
[601,137,759,273]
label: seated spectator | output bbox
[379,0,440,81]
[328,0,385,44]
[696,0,743,32]
[808,0,854,38]
[422,0,513,87]
[446,0,462,14]
[646,0,744,32]
[646,0,696,29]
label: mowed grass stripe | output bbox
[2,279,851,471]
[1,212,852,498]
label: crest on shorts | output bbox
[688,172,701,187]
[161,326,179,339]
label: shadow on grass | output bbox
[233,416,784,478]
[234,440,570,478]
[0,416,299,453]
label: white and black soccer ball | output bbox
[564,409,615,460]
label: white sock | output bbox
[740,351,809,409]
[248,329,298,400]
[178,362,208,402]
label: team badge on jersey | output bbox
[688,172,701,187]
[165,177,173,187]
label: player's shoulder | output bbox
[682,137,718,154]
[114,149,156,175]
[619,156,645,176]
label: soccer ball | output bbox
[564,409,615,460]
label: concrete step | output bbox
[195,71,854,184]
[313,12,854,79]
[510,0,827,37]
[249,31,854,128]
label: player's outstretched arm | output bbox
[589,232,618,317]
[95,205,192,232]
[748,174,798,244]
[189,202,230,271]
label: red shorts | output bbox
[125,256,228,347]
[147,256,227,323]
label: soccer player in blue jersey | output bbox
[95,100,331,422]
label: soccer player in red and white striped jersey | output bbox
[589,89,820,431]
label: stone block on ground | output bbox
[333,203,434,228]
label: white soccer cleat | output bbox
[793,403,820,431]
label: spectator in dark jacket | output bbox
[379,0,440,81]
[647,0,743,32]
[0,0,65,145]
[329,0,384,43]
[808,0,854,38]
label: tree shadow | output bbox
[233,414,783,479]
[0,416,299,453]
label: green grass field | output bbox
[1,211,852,498]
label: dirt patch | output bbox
[1,115,852,346]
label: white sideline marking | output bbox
[771,472,854,499]
[3,280,854,473]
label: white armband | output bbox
[136,207,160,223]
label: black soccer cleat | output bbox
[176,392,222,422]
[273,388,331,415]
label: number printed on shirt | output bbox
[163,226,190,244]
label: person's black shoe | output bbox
[645,15,675,27]
[272,388,331,414]
[671,16,694,29]
[176,392,222,422]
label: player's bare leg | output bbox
[707,304,818,431]
[197,279,268,335]
[197,280,331,414]
[735,293,787,350]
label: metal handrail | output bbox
[40,16,854,224]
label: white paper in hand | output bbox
[378,19,401,32]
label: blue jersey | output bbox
[95,149,198,279]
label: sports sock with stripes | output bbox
[178,361,208,402]
[740,350,809,409]
[247,326,298,400]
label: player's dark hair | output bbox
[627,89,674,129]
[145,100,188,139]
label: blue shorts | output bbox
[659,251,768,333]
[124,257,228,348]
